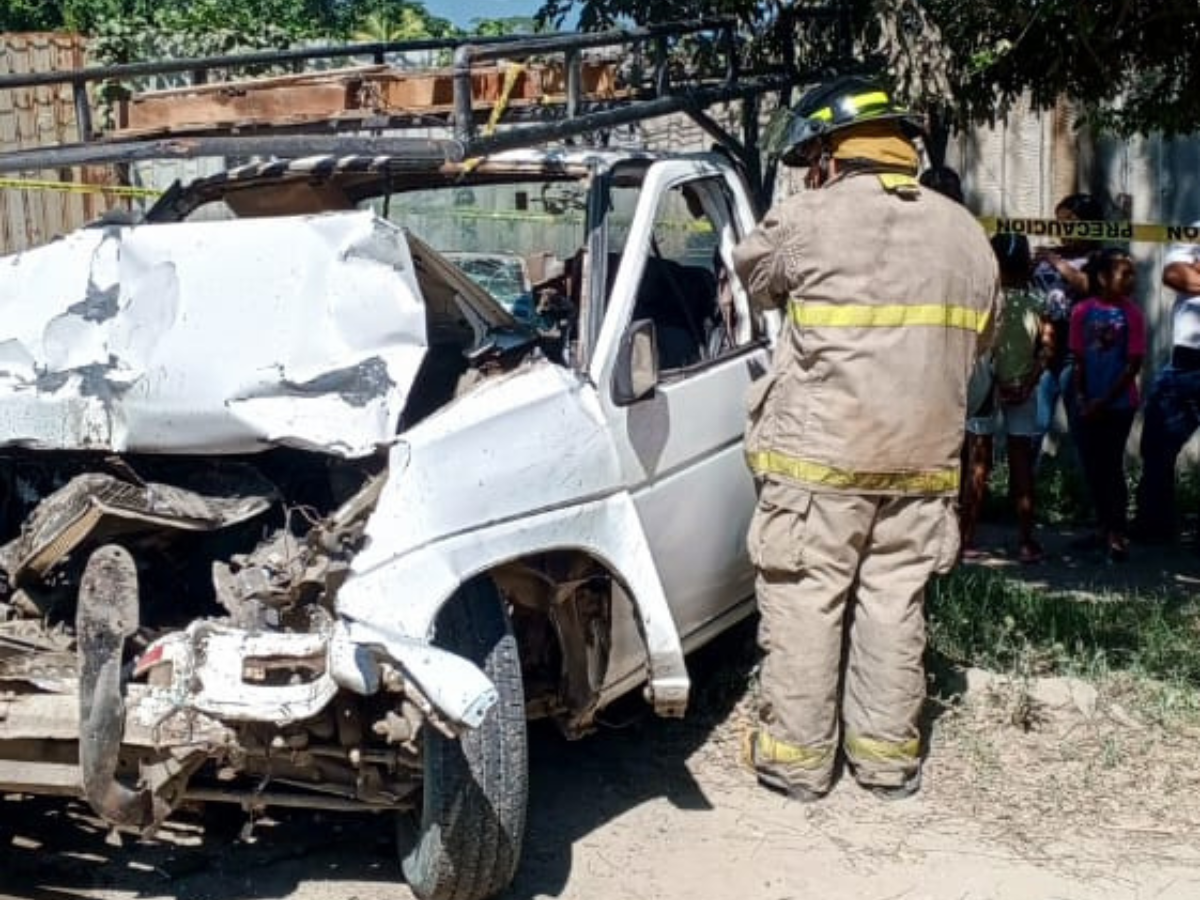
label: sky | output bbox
[421,0,547,28]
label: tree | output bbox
[0,1,459,42]
[534,0,1200,138]
[471,17,542,36]
[348,2,456,41]
[0,0,67,30]
[871,0,1200,138]
[60,0,344,36]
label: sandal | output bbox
[1017,542,1045,565]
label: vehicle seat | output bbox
[632,257,718,369]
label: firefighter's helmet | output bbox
[777,75,924,167]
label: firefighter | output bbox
[734,76,999,800]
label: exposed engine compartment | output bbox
[0,447,437,824]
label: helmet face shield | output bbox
[762,104,797,163]
[779,115,828,167]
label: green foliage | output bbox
[0,0,68,30]
[351,8,449,42]
[0,1,460,43]
[1178,467,1200,516]
[1032,453,1093,526]
[536,0,1200,138]
[471,17,541,36]
[927,566,1200,686]
[90,15,294,72]
[902,0,1200,137]
[79,1,463,68]
[344,1,456,40]
[536,0,805,73]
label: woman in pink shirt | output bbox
[1068,248,1146,561]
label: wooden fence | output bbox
[0,32,128,253]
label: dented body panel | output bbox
[0,212,431,457]
[340,364,690,713]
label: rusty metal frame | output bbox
[0,12,854,206]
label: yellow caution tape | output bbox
[980,216,1200,245]
[0,177,162,199]
[483,61,526,139]
[461,61,527,174]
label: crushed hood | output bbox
[0,210,510,458]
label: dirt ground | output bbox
[3,525,1200,900]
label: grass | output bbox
[925,564,1200,837]
[922,450,1200,836]
[953,445,1200,700]
[927,566,1200,690]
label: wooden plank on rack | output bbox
[112,60,621,138]
[126,82,358,133]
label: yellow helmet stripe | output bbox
[746,451,960,493]
[790,301,990,334]
[810,90,893,122]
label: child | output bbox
[1068,247,1146,561]
[993,233,1048,563]
[959,233,1048,563]
[958,349,995,559]
[1031,193,1104,446]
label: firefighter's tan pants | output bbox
[748,480,959,793]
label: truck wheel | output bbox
[399,576,528,900]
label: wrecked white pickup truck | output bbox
[0,142,775,898]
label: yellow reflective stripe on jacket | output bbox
[751,730,834,771]
[789,301,990,334]
[844,734,920,763]
[747,450,960,494]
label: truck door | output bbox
[594,159,770,646]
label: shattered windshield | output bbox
[362,180,587,322]
[440,252,530,313]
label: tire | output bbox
[399,576,528,900]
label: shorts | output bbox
[965,413,996,437]
[998,393,1038,437]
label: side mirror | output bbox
[612,319,659,406]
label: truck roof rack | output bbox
[0,13,851,201]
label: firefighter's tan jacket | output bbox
[734,171,999,496]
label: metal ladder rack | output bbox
[0,12,852,202]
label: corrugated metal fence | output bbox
[945,95,1200,369]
